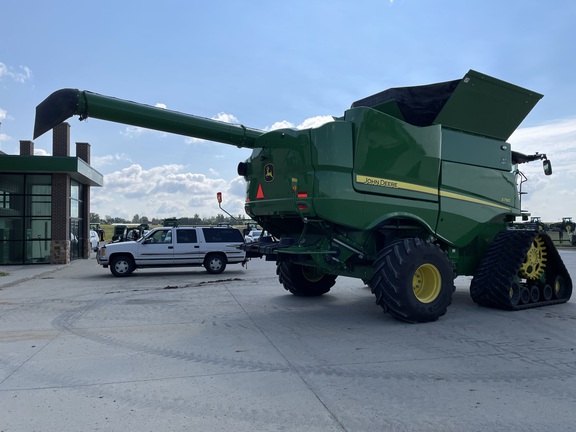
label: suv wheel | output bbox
[110,255,135,277]
[204,253,227,274]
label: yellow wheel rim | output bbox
[555,279,562,296]
[302,266,324,282]
[519,236,547,279]
[412,264,441,303]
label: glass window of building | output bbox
[0,174,52,264]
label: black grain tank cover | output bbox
[351,70,543,141]
[351,79,459,127]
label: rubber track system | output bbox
[470,230,572,310]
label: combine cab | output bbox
[34,70,572,322]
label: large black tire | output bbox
[110,255,135,277]
[370,238,455,323]
[204,253,227,274]
[276,262,337,296]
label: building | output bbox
[0,122,103,265]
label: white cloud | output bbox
[184,112,240,145]
[120,126,144,138]
[120,125,168,139]
[91,164,246,220]
[267,120,294,131]
[0,108,11,143]
[185,136,204,145]
[91,153,133,169]
[297,116,335,129]
[267,116,334,131]
[33,148,50,156]
[214,112,240,124]
[509,117,576,222]
[0,62,32,83]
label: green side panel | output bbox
[310,121,438,231]
[436,161,518,249]
[434,70,543,141]
[442,129,512,171]
[312,121,354,169]
[309,122,355,225]
[347,107,441,203]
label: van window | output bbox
[202,228,243,243]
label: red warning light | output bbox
[217,192,222,203]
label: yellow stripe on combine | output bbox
[355,174,511,211]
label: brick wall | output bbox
[53,123,70,157]
[51,173,70,264]
[19,140,34,156]
[76,142,90,164]
[76,142,91,257]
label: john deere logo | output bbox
[264,164,274,182]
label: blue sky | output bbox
[2,0,576,222]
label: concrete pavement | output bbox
[1,251,576,431]
[0,262,70,289]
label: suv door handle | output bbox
[194,245,199,248]
[168,246,173,249]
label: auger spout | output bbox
[34,88,264,148]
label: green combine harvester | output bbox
[34,70,572,322]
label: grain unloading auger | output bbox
[34,70,572,323]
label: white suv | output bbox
[97,226,246,277]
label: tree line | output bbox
[90,212,246,226]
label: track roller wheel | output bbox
[519,286,531,305]
[509,282,521,307]
[529,285,540,303]
[541,284,553,301]
[553,275,568,300]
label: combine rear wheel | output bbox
[277,262,337,296]
[370,238,455,323]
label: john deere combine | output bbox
[34,70,572,322]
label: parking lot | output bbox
[1,251,576,431]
